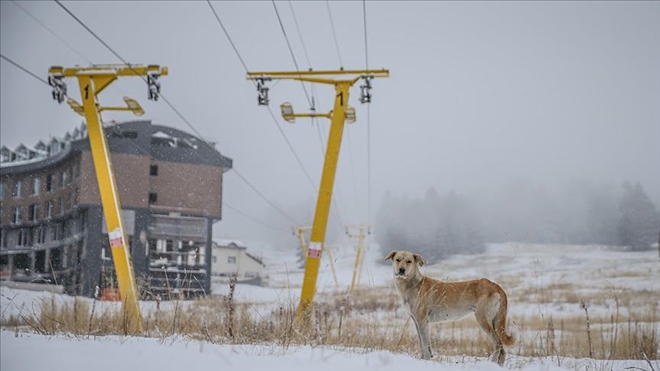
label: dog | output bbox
[385,250,514,365]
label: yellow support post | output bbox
[324,245,339,288]
[295,226,339,288]
[347,225,369,292]
[294,226,309,257]
[247,69,388,325]
[356,239,367,287]
[48,64,168,334]
[299,80,349,322]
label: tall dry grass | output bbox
[2,284,658,363]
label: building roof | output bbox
[211,238,265,267]
[1,119,233,174]
[212,238,247,249]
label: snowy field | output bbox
[1,242,659,371]
[1,329,637,371]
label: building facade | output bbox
[0,120,232,299]
[211,239,267,286]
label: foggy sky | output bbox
[1,1,658,243]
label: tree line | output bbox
[375,180,660,264]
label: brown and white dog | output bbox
[385,250,515,365]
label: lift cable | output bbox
[206,0,318,202]
[1,51,286,231]
[285,2,350,227]
[55,1,203,147]
[15,0,133,100]
[285,2,324,159]
[0,53,50,87]
[207,1,348,228]
[287,1,313,69]
[205,0,250,73]
[55,0,301,226]
[324,0,363,223]
[362,0,373,226]
[222,201,290,233]
[12,0,92,65]
[271,0,313,108]
[325,0,344,69]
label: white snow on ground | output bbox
[1,242,659,371]
[1,329,655,371]
[0,330,620,371]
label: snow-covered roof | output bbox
[1,123,85,168]
[212,238,247,249]
[152,130,172,139]
[34,141,47,151]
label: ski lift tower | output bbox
[247,69,388,325]
[48,64,168,333]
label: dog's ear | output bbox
[413,253,425,267]
[385,250,397,261]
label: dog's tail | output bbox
[495,285,515,347]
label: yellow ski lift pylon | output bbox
[48,64,168,334]
[247,68,389,325]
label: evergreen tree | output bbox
[617,181,660,251]
[376,188,485,264]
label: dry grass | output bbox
[2,282,658,364]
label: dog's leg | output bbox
[410,315,433,359]
[492,316,506,365]
[474,303,504,365]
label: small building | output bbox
[211,239,266,286]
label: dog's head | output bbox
[384,250,425,280]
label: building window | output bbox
[34,226,46,244]
[58,196,65,216]
[46,174,54,192]
[227,256,236,264]
[150,164,159,176]
[17,228,29,246]
[13,181,22,198]
[110,130,138,139]
[46,200,53,219]
[0,182,4,200]
[32,177,41,196]
[212,256,217,263]
[148,192,158,205]
[69,190,77,209]
[51,224,59,241]
[69,165,77,181]
[29,204,39,222]
[12,206,21,224]
[61,171,68,187]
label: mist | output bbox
[1,1,658,248]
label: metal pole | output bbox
[77,74,142,333]
[297,82,351,323]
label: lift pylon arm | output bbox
[49,65,167,96]
[247,68,388,79]
[48,64,167,334]
[50,64,168,78]
[247,67,388,325]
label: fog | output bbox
[1,1,658,247]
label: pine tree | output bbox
[617,181,660,251]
